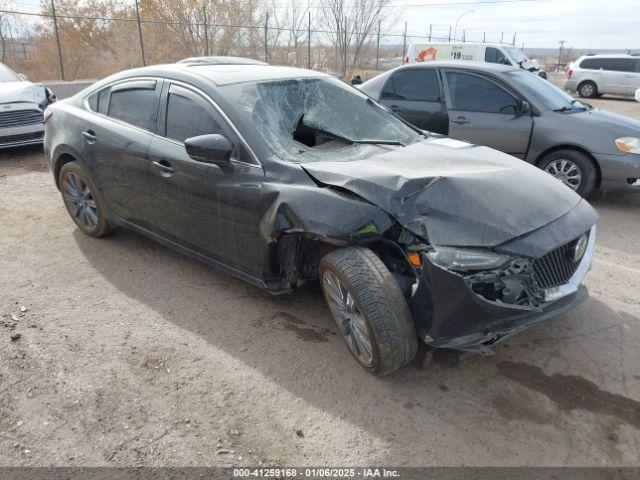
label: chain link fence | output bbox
[1,1,521,83]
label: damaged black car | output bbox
[44,64,598,375]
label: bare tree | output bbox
[318,0,395,75]
[0,1,19,63]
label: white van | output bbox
[404,42,546,78]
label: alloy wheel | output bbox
[580,83,594,97]
[62,172,99,231]
[322,271,374,366]
[544,159,582,191]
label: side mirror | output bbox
[184,134,234,173]
[519,100,531,114]
[18,73,28,81]
[499,104,517,115]
[351,74,363,85]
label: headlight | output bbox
[427,246,510,272]
[615,137,640,155]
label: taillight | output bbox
[567,69,573,79]
[404,56,409,64]
[43,109,53,124]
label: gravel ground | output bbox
[1,96,639,467]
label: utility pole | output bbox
[50,0,64,80]
[483,32,486,43]
[500,31,504,44]
[343,19,348,78]
[401,21,407,65]
[264,12,269,62]
[203,4,209,56]
[448,25,451,42]
[134,0,146,66]
[558,40,566,70]
[428,24,432,42]
[512,32,516,46]
[462,29,465,42]
[307,11,311,69]
[376,19,381,70]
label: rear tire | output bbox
[577,81,597,98]
[59,161,112,237]
[319,247,418,375]
[539,149,597,197]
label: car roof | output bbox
[399,60,518,73]
[408,42,512,48]
[577,53,638,59]
[117,63,330,87]
[177,56,268,66]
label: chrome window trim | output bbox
[82,76,163,136]
[82,76,261,168]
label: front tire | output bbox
[59,161,112,237]
[319,247,418,375]
[539,149,597,197]
[577,81,597,98]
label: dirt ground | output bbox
[1,95,640,467]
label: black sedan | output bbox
[44,63,598,374]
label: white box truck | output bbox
[404,42,546,78]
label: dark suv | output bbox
[45,63,597,374]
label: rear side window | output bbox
[165,86,222,143]
[381,69,440,102]
[445,71,517,113]
[579,58,604,69]
[485,47,510,65]
[580,57,634,71]
[87,87,111,114]
[605,58,634,72]
[107,81,158,131]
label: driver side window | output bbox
[445,71,518,114]
[165,86,223,143]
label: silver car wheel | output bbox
[322,271,374,366]
[544,159,582,191]
[62,172,99,231]
[580,83,594,97]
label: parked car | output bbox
[405,42,546,78]
[177,56,267,66]
[45,64,597,375]
[359,61,640,196]
[565,54,640,98]
[0,62,56,149]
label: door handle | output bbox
[389,104,403,112]
[451,116,470,125]
[152,160,175,176]
[81,130,97,143]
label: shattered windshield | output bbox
[220,77,422,162]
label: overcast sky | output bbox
[8,0,640,49]
[384,0,639,49]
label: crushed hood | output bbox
[0,81,46,106]
[302,137,583,247]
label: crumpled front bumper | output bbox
[408,249,590,351]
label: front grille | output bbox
[0,109,43,128]
[0,131,44,145]
[532,235,587,289]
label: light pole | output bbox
[453,10,475,41]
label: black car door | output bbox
[442,70,533,157]
[84,78,162,228]
[379,67,449,134]
[147,82,265,278]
